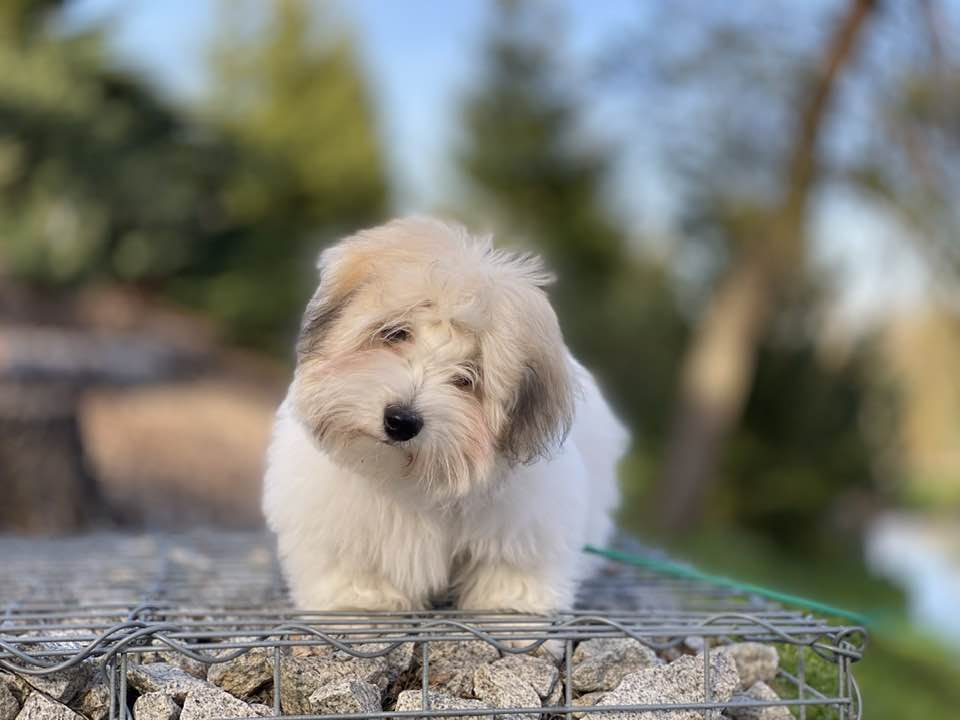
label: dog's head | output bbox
[291,216,575,500]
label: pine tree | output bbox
[0,1,227,287]
[460,2,621,290]
[202,0,388,348]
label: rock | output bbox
[180,686,259,719]
[571,690,607,719]
[394,690,488,720]
[545,680,563,708]
[127,663,209,703]
[492,654,559,700]
[132,691,181,720]
[15,693,85,720]
[19,660,95,704]
[73,678,111,720]
[473,664,541,720]
[248,703,273,717]
[386,642,416,675]
[0,675,28,707]
[530,640,566,665]
[208,648,274,699]
[659,647,684,663]
[421,641,499,697]
[719,644,779,690]
[0,681,20,720]
[305,679,381,715]
[571,637,660,692]
[279,652,389,715]
[725,682,792,720]
[138,652,208,680]
[596,651,740,720]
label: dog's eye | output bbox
[450,373,475,390]
[380,326,411,344]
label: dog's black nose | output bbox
[383,405,423,442]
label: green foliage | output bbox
[182,0,387,349]
[458,3,879,551]
[855,624,960,720]
[208,0,385,231]
[0,12,229,287]
[773,643,839,719]
[0,0,387,352]
[717,337,877,549]
[665,530,958,720]
[0,0,65,42]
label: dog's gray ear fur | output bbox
[296,287,352,357]
[296,243,365,357]
[501,357,575,465]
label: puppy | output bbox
[263,217,627,614]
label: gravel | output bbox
[278,651,390,715]
[571,637,661,692]
[0,635,785,720]
[472,664,542,720]
[385,642,417,675]
[394,690,488,720]
[304,678,381,715]
[138,652,209,680]
[207,648,274,699]
[725,682,793,720]
[421,640,500,697]
[127,663,210,703]
[179,686,261,720]
[0,682,20,720]
[132,691,181,720]
[17,659,94,704]
[0,675,27,709]
[75,678,112,720]
[719,643,779,690]
[596,650,740,720]
[0,533,820,720]
[571,689,608,718]
[491,654,559,700]
[15,693,85,720]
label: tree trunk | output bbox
[0,382,108,534]
[657,0,877,533]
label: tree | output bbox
[0,0,391,531]
[849,0,960,308]
[656,0,878,532]
[0,1,231,289]
[1,0,389,353]
[459,0,686,460]
[201,0,388,349]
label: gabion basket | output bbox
[0,532,866,720]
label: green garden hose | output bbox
[584,544,873,627]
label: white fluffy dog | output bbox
[263,217,627,614]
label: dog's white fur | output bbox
[263,217,627,613]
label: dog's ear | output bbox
[296,240,371,357]
[499,298,576,465]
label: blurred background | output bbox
[1,0,958,714]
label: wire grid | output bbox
[0,532,867,719]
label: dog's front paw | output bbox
[287,571,425,657]
[456,564,571,663]
[457,563,568,614]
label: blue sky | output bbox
[62,0,643,213]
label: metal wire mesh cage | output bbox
[0,532,866,720]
